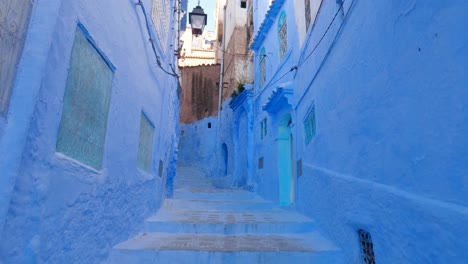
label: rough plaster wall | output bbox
[179,65,220,124]
[178,117,217,171]
[252,0,468,262]
[0,0,64,236]
[0,0,179,262]
[178,100,236,185]
[224,26,252,100]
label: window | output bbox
[304,0,312,32]
[259,47,266,87]
[358,229,376,264]
[56,24,114,169]
[278,11,288,61]
[208,122,211,128]
[151,0,171,51]
[304,0,323,34]
[304,105,316,145]
[260,118,267,140]
[0,0,33,115]
[241,0,246,8]
[138,112,155,172]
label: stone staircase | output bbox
[108,166,342,263]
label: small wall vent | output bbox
[258,157,264,169]
[241,0,246,8]
[158,160,164,178]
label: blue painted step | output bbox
[163,198,275,211]
[109,232,344,264]
[145,208,315,234]
[108,166,344,263]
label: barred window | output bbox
[304,104,316,145]
[151,0,171,51]
[56,24,114,169]
[358,229,376,264]
[304,0,312,32]
[278,11,288,61]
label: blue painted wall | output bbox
[251,0,468,262]
[211,0,468,262]
[0,0,179,262]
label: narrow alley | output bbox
[0,0,467,263]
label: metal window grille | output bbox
[56,25,114,169]
[304,105,316,145]
[138,113,155,172]
[259,47,266,88]
[304,0,312,31]
[358,229,376,264]
[151,0,170,51]
[278,11,288,60]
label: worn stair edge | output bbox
[145,221,315,234]
[108,232,343,264]
[163,199,275,211]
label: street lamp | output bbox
[189,1,207,37]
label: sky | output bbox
[187,0,216,32]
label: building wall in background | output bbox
[179,64,220,123]
[248,0,468,262]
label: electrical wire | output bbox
[258,0,348,93]
[298,0,346,67]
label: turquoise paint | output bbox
[56,25,113,170]
[278,113,293,206]
[304,103,316,145]
[138,112,155,172]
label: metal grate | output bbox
[56,25,113,169]
[278,11,288,61]
[304,0,312,32]
[358,229,376,264]
[138,113,155,172]
[304,104,316,145]
[297,159,303,177]
[158,160,164,178]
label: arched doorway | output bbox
[278,113,294,205]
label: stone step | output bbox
[109,232,343,264]
[145,209,315,234]
[163,198,275,211]
[173,188,259,200]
